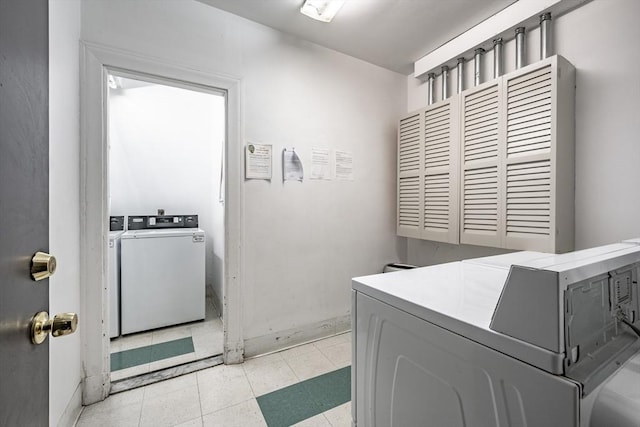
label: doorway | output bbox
[106,73,225,382]
[80,43,244,405]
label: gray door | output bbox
[0,0,50,425]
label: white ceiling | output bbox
[197,0,517,75]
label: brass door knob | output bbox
[30,312,78,344]
[31,251,57,281]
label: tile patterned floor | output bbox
[79,332,352,427]
[110,295,223,381]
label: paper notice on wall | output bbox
[335,150,354,181]
[310,148,331,180]
[245,143,272,180]
[283,148,304,182]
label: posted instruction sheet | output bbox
[245,143,272,180]
[335,150,354,181]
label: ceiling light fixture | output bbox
[300,0,346,23]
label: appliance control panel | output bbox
[110,216,125,231]
[127,215,199,230]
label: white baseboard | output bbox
[244,315,351,358]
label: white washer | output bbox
[120,226,205,335]
[108,229,124,338]
[352,243,640,427]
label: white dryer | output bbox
[120,215,205,335]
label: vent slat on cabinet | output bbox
[399,148,420,157]
[399,135,420,145]
[399,128,420,138]
[425,104,449,121]
[466,97,499,114]
[424,137,450,149]
[508,84,551,104]
[463,166,498,232]
[507,117,551,134]
[399,176,420,228]
[464,86,499,164]
[399,113,421,173]
[424,141,449,152]
[508,108,551,126]
[399,115,420,128]
[424,146,449,156]
[465,113,497,128]
[508,99,551,118]
[465,120,499,135]
[466,87,499,107]
[465,140,498,155]
[425,161,449,169]
[506,66,552,159]
[506,160,551,235]
[424,174,450,230]
[464,133,500,148]
[465,104,497,120]
[507,67,551,91]
[508,76,552,98]
[426,119,449,131]
[424,104,451,171]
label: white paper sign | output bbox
[283,148,304,182]
[335,150,354,181]
[245,143,272,180]
[310,148,331,180]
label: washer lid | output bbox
[120,228,204,239]
[352,250,565,374]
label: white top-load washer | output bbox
[108,216,125,338]
[120,214,205,335]
[352,241,640,427]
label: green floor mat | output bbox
[257,366,351,427]
[110,336,194,371]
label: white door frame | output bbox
[80,42,244,405]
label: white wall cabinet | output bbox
[397,97,459,244]
[459,79,503,248]
[501,56,575,253]
[398,55,575,253]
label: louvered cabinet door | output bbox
[422,98,459,243]
[501,56,575,252]
[460,81,503,247]
[397,110,424,238]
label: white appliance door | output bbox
[121,232,205,334]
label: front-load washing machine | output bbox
[108,216,125,338]
[120,214,205,335]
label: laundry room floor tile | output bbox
[82,332,353,427]
[284,347,336,381]
[318,341,352,369]
[243,353,299,396]
[201,398,266,427]
[198,364,255,416]
[140,384,201,427]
